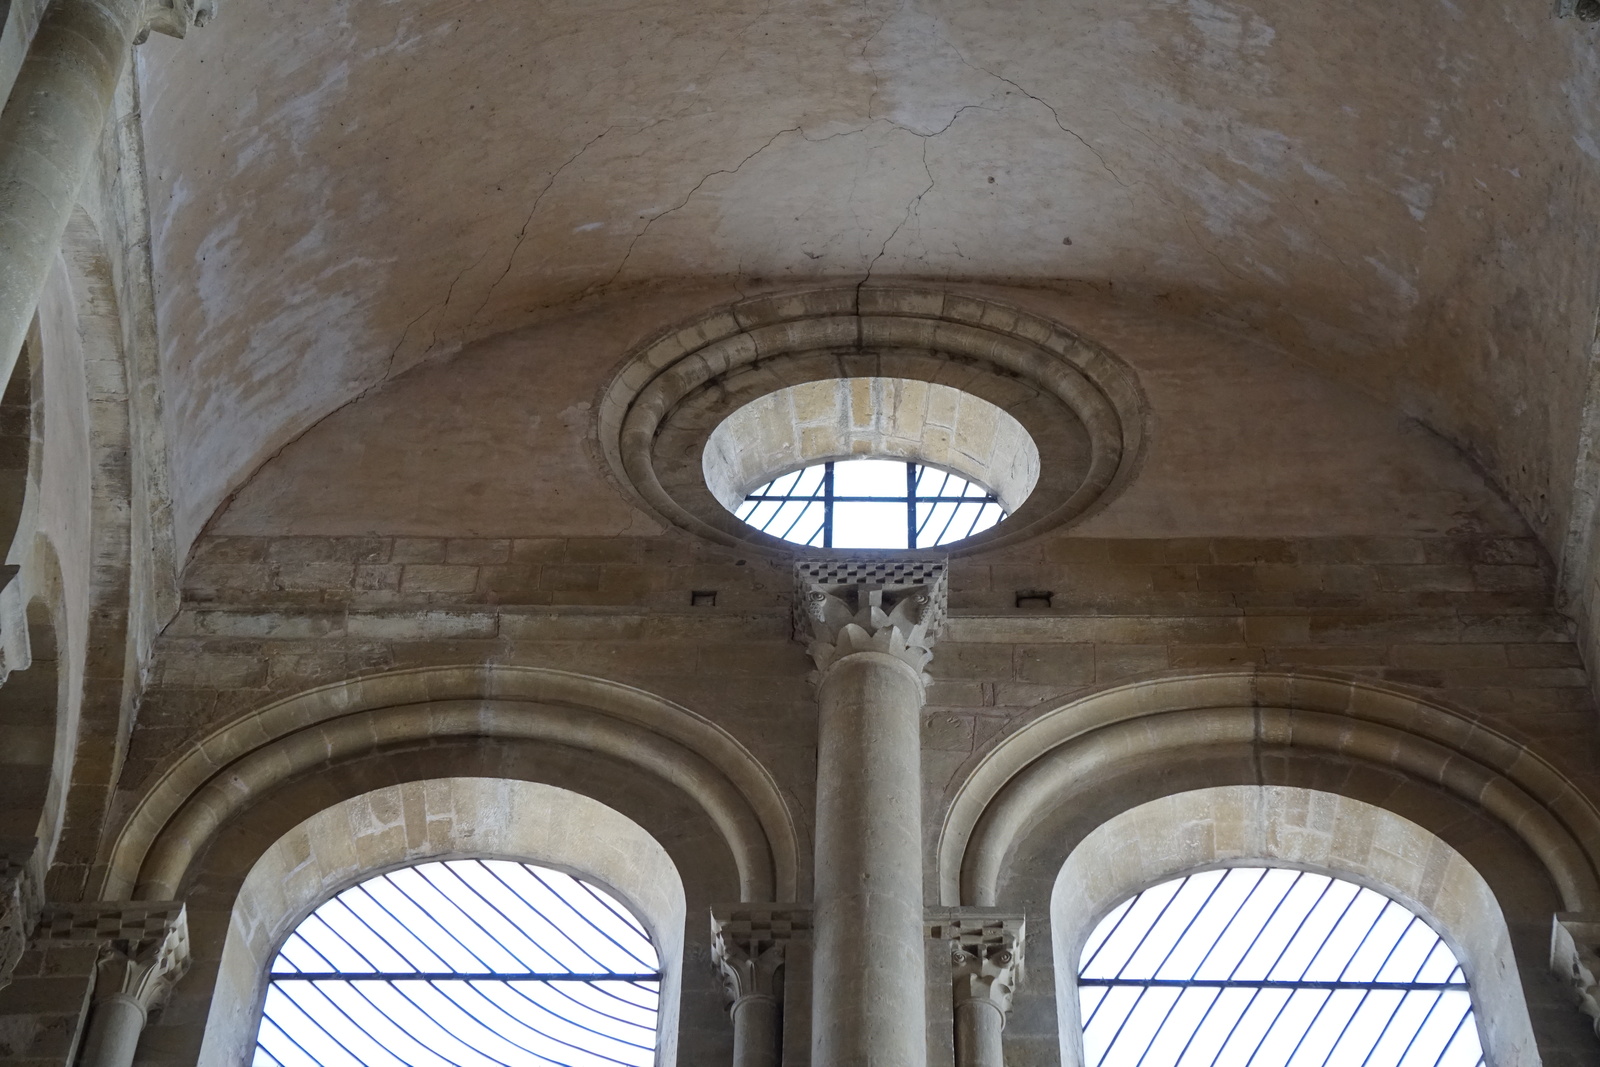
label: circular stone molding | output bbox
[598,287,1148,554]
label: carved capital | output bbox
[37,902,190,1017]
[795,558,947,679]
[1553,914,1600,1037]
[0,840,42,991]
[137,0,216,43]
[711,906,810,1010]
[929,912,1025,1019]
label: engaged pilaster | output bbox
[712,907,810,1067]
[798,558,946,1067]
[929,913,1025,1067]
[37,903,190,1067]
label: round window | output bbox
[598,287,1147,554]
[704,377,1039,550]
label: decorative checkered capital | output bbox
[794,558,947,680]
[710,906,811,1008]
[928,911,1026,1018]
[1553,914,1600,1038]
[38,902,191,1016]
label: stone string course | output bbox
[113,531,1595,891]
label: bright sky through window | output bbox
[1078,867,1484,1067]
[735,459,1005,549]
[254,859,661,1067]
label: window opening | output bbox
[254,859,662,1067]
[1077,867,1484,1067]
[735,458,1005,549]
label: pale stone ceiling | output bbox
[134,0,1600,554]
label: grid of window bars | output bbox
[734,458,1006,549]
[254,859,661,1067]
[1077,867,1485,1067]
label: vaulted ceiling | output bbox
[135,0,1600,554]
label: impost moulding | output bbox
[794,558,948,680]
[710,906,811,1009]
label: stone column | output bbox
[798,558,947,1067]
[34,902,189,1067]
[712,907,810,1067]
[0,0,213,390]
[929,914,1025,1067]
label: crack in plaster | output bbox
[591,125,804,295]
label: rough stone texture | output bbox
[702,377,1041,512]
[134,1,1600,571]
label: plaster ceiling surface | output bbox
[135,0,1600,552]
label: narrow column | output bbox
[930,915,1024,1067]
[33,902,188,1067]
[0,0,213,389]
[798,559,946,1067]
[712,908,810,1067]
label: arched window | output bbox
[1077,867,1484,1067]
[254,859,662,1067]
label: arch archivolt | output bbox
[104,665,802,904]
[938,668,1600,912]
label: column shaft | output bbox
[0,0,144,389]
[953,998,1005,1067]
[731,993,780,1067]
[77,992,145,1067]
[812,651,927,1067]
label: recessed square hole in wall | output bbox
[691,590,718,607]
[1015,590,1054,609]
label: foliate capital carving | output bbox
[0,840,42,991]
[795,558,947,679]
[1552,914,1600,1037]
[711,906,811,1010]
[38,902,190,1017]
[138,0,217,42]
[928,912,1025,1018]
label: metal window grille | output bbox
[735,459,1005,549]
[1077,867,1485,1067]
[253,859,662,1067]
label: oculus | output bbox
[598,287,1146,554]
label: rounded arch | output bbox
[937,668,1600,911]
[103,665,802,904]
[192,778,688,1067]
[936,669,1600,1065]
[1051,787,1533,1067]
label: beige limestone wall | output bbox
[211,287,1525,542]
[702,377,1040,512]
